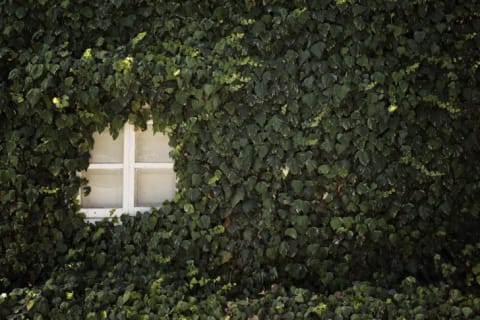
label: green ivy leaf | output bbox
[203,83,215,97]
[26,88,42,106]
[291,180,303,194]
[285,228,298,239]
[184,203,195,214]
[65,77,74,87]
[131,31,147,47]
[310,41,326,58]
[208,170,222,185]
[199,215,211,229]
[121,290,131,305]
[30,64,44,79]
[414,31,426,43]
[191,174,202,186]
[231,187,245,207]
[356,150,370,166]
[333,84,350,100]
[80,7,93,18]
[302,92,316,107]
[255,181,269,194]
[472,263,480,275]
[220,250,232,264]
[330,217,343,231]
[92,228,105,242]
[318,165,330,176]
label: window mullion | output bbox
[122,123,134,214]
[121,124,128,213]
[129,123,136,214]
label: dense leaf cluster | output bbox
[1,0,479,317]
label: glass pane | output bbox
[135,125,171,163]
[90,129,124,163]
[135,168,175,207]
[82,170,123,208]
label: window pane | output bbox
[135,126,171,163]
[90,129,124,163]
[82,170,123,208]
[135,168,175,207]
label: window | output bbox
[80,122,175,221]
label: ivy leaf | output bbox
[252,20,266,35]
[203,83,215,97]
[199,215,211,229]
[220,251,232,264]
[131,31,147,47]
[26,88,42,106]
[318,165,330,176]
[343,216,354,229]
[231,187,245,207]
[414,31,426,43]
[96,253,106,267]
[257,145,268,159]
[254,81,267,97]
[121,290,131,305]
[111,0,123,8]
[333,84,350,100]
[26,299,35,311]
[246,124,259,139]
[30,64,44,79]
[184,203,195,214]
[302,92,316,107]
[208,170,222,185]
[255,113,267,127]
[255,181,269,195]
[65,77,74,87]
[279,241,289,257]
[191,174,202,186]
[388,104,398,113]
[321,73,337,88]
[352,4,367,16]
[330,217,343,231]
[357,55,368,67]
[311,41,326,58]
[356,150,370,166]
[267,115,283,132]
[92,227,105,242]
[15,6,27,19]
[291,180,303,194]
[285,228,298,239]
[80,7,93,18]
[472,263,480,275]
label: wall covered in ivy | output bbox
[1,0,480,317]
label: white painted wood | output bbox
[124,123,135,213]
[80,122,176,219]
[133,163,174,169]
[88,163,123,169]
[81,208,123,218]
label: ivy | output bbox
[1,0,480,317]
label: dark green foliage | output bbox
[1,0,479,316]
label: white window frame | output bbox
[80,121,175,221]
